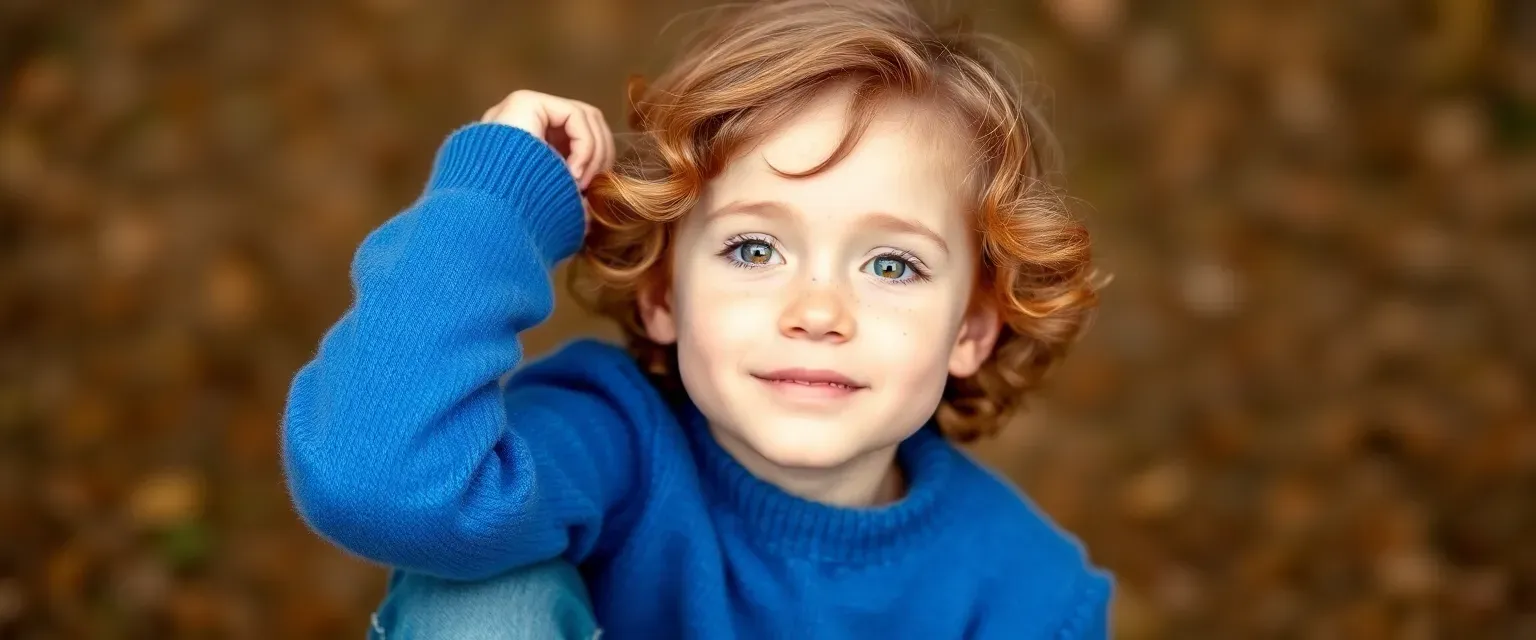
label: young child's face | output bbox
[642,87,1001,474]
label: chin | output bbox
[731,416,868,470]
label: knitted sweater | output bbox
[282,123,1112,638]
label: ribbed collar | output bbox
[676,400,958,566]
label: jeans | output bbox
[368,560,600,640]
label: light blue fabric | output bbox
[369,561,597,640]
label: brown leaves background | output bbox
[2,0,1532,637]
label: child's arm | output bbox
[973,566,1112,639]
[281,92,634,581]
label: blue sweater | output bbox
[282,123,1112,638]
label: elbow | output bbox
[283,443,408,559]
[282,437,508,580]
[281,380,414,558]
[281,420,426,565]
[279,383,537,579]
[285,463,476,576]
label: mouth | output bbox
[751,369,867,397]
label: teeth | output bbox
[779,379,849,389]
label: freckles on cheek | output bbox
[866,299,918,330]
[878,302,953,362]
[862,304,919,348]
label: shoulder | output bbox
[942,450,1090,570]
[940,449,1113,636]
[510,338,651,386]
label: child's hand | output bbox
[481,90,615,192]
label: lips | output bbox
[752,368,867,390]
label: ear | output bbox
[948,295,1003,378]
[637,279,678,345]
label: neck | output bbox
[707,424,907,507]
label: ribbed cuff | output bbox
[426,123,586,265]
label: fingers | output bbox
[547,103,594,186]
[564,103,613,191]
[571,106,598,189]
[593,104,619,186]
[478,90,614,189]
[579,107,600,189]
[580,105,614,190]
[596,106,615,178]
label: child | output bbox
[282,0,1111,637]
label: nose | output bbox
[778,278,856,343]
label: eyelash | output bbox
[872,248,933,284]
[716,234,933,284]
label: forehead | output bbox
[704,88,973,225]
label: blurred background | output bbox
[2,0,1532,637]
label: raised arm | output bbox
[281,95,645,580]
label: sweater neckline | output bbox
[677,400,957,565]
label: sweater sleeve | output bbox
[280,123,646,580]
[1054,570,1113,640]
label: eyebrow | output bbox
[707,200,950,255]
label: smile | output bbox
[764,379,857,390]
[751,369,867,399]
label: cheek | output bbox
[672,260,777,357]
[858,289,966,383]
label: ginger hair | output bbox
[570,0,1101,442]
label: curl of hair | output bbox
[570,0,1103,442]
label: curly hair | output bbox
[570,0,1102,443]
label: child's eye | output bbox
[861,253,930,284]
[719,236,784,268]
[867,257,908,279]
[736,241,776,265]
